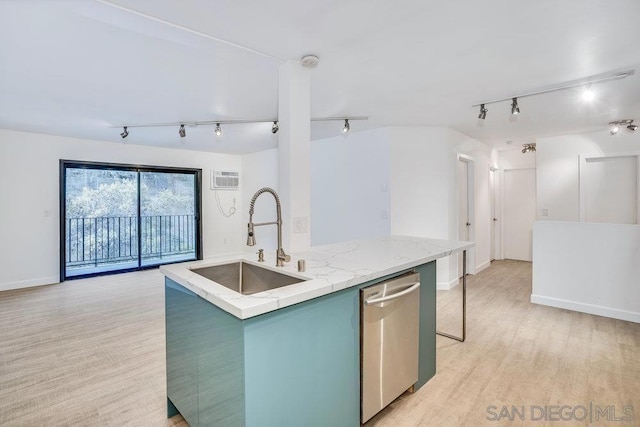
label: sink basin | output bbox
[191,261,305,295]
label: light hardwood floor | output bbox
[1,261,638,426]
[366,260,640,426]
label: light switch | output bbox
[294,217,308,233]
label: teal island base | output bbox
[165,261,436,427]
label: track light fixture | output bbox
[478,104,487,120]
[609,119,636,135]
[115,117,367,139]
[473,68,634,119]
[521,143,536,154]
[610,123,620,135]
[343,119,350,133]
[511,98,520,115]
[582,84,595,102]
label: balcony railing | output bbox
[65,215,195,270]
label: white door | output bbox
[503,168,536,261]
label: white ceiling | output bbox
[1,0,639,154]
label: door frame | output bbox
[59,160,203,281]
[457,154,475,276]
[489,165,500,261]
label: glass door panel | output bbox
[140,171,197,267]
[65,167,138,277]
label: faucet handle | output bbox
[257,249,264,262]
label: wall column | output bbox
[278,60,311,252]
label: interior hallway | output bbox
[1,261,638,426]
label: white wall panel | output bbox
[532,221,640,323]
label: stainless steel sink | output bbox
[191,262,305,295]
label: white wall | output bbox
[499,147,536,170]
[241,148,279,253]
[311,128,391,246]
[388,127,495,288]
[532,221,640,323]
[536,129,640,222]
[388,127,455,287]
[0,129,242,290]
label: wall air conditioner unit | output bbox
[211,170,239,190]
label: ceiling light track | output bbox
[472,69,635,109]
[113,117,368,138]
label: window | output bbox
[60,160,202,280]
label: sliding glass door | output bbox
[139,171,197,267]
[60,161,201,280]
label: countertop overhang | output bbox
[160,235,473,319]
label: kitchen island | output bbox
[161,235,472,427]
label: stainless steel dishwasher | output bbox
[361,272,420,423]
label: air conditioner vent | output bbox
[211,170,239,190]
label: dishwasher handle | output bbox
[364,282,420,305]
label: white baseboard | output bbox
[0,276,59,292]
[475,260,491,273]
[531,294,640,324]
[437,277,459,291]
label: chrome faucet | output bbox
[247,187,291,267]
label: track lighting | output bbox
[116,117,368,139]
[610,124,620,135]
[609,119,636,135]
[473,68,634,119]
[521,143,536,154]
[343,119,350,133]
[478,104,487,120]
[511,98,520,115]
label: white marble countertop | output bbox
[160,235,473,319]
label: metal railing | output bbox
[65,215,195,269]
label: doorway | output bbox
[60,160,202,280]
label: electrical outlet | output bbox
[294,217,308,233]
[541,208,549,216]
